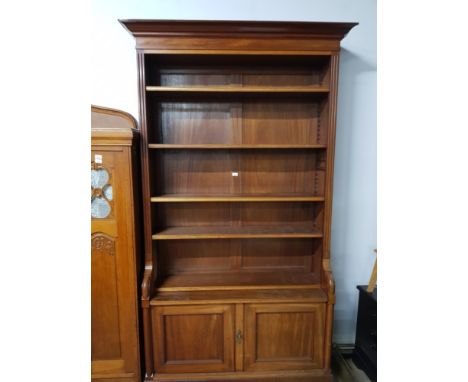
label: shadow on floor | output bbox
[332,345,372,382]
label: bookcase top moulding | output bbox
[119,19,358,52]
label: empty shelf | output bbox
[154,272,320,292]
[151,287,328,305]
[148,144,327,149]
[146,85,329,93]
[151,194,325,203]
[152,225,322,240]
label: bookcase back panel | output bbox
[158,70,324,88]
[155,202,323,230]
[154,150,240,194]
[240,239,321,273]
[240,202,323,229]
[149,100,327,145]
[156,202,234,228]
[243,72,323,87]
[240,150,324,195]
[153,150,325,196]
[242,101,327,145]
[158,102,241,144]
[160,72,234,87]
[157,239,321,277]
[158,240,236,273]
[145,54,330,87]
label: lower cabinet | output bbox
[151,302,325,375]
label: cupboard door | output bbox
[91,145,141,382]
[152,304,235,373]
[244,303,325,371]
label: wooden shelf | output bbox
[153,225,322,240]
[146,85,329,94]
[148,144,327,149]
[154,272,320,292]
[151,287,328,305]
[151,194,325,203]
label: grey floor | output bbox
[332,346,372,382]
[333,358,371,382]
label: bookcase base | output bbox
[149,370,333,382]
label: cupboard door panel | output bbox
[244,303,325,371]
[91,233,121,359]
[152,305,235,373]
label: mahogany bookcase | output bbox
[121,19,357,382]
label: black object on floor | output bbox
[352,285,377,382]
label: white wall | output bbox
[92,0,376,344]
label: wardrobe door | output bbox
[152,304,235,373]
[91,105,141,382]
[244,303,325,371]
[91,145,140,382]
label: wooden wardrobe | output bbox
[91,106,142,382]
[120,20,357,382]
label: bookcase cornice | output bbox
[120,19,357,40]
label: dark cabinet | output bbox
[353,285,377,382]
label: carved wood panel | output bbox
[91,233,120,359]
